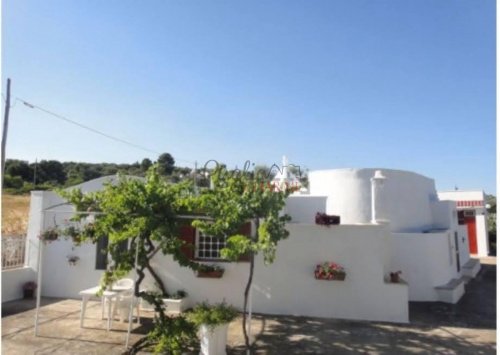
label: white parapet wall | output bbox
[285,195,327,223]
[390,231,463,302]
[143,223,409,323]
[2,267,37,302]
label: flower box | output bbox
[162,298,188,314]
[196,270,224,278]
[315,271,346,281]
[314,262,346,281]
[196,264,224,278]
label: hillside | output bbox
[2,194,30,236]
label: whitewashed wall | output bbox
[285,196,327,223]
[475,214,489,256]
[144,224,408,323]
[431,201,455,230]
[390,232,462,301]
[438,190,486,202]
[24,177,141,300]
[308,169,438,232]
[2,267,37,302]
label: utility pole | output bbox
[33,158,38,185]
[1,78,11,187]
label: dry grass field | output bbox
[2,194,30,236]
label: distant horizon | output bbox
[4,155,494,195]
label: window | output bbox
[195,231,227,260]
[95,236,109,270]
[95,237,128,270]
[178,222,252,262]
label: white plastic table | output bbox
[79,286,129,331]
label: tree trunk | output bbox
[242,253,255,351]
[242,218,259,352]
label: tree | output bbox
[36,160,66,184]
[486,194,496,255]
[141,158,153,172]
[191,166,291,351]
[61,167,199,295]
[157,153,175,176]
[5,159,33,181]
[61,166,202,352]
[60,164,291,353]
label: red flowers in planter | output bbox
[314,262,346,281]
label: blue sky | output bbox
[2,1,496,193]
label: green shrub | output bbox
[187,301,238,330]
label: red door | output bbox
[465,217,478,254]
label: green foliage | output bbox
[98,269,128,294]
[3,175,24,189]
[3,154,191,193]
[141,158,153,172]
[187,301,239,329]
[191,166,291,264]
[59,166,199,294]
[158,153,175,176]
[129,291,199,354]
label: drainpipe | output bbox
[371,170,387,224]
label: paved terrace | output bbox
[2,257,496,354]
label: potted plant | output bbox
[187,301,238,355]
[390,271,402,283]
[162,290,188,314]
[22,281,37,299]
[67,255,80,266]
[63,225,84,245]
[39,227,59,242]
[315,212,341,225]
[314,262,346,281]
[196,264,224,278]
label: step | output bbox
[461,258,481,278]
[435,278,465,304]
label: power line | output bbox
[18,97,162,155]
[14,97,197,165]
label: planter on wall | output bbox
[196,270,224,278]
[314,271,346,281]
[315,212,341,226]
[162,298,187,314]
[199,323,229,355]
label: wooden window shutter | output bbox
[95,236,109,270]
[179,224,196,260]
[238,222,252,262]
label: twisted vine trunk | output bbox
[133,236,167,297]
[242,218,259,353]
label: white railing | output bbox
[2,236,27,270]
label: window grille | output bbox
[196,231,226,260]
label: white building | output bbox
[437,190,490,257]
[3,168,483,324]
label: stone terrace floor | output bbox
[2,257,496,354]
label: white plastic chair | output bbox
[111,290,141,325]
[101,278,135,323]
[112,278,134,291]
